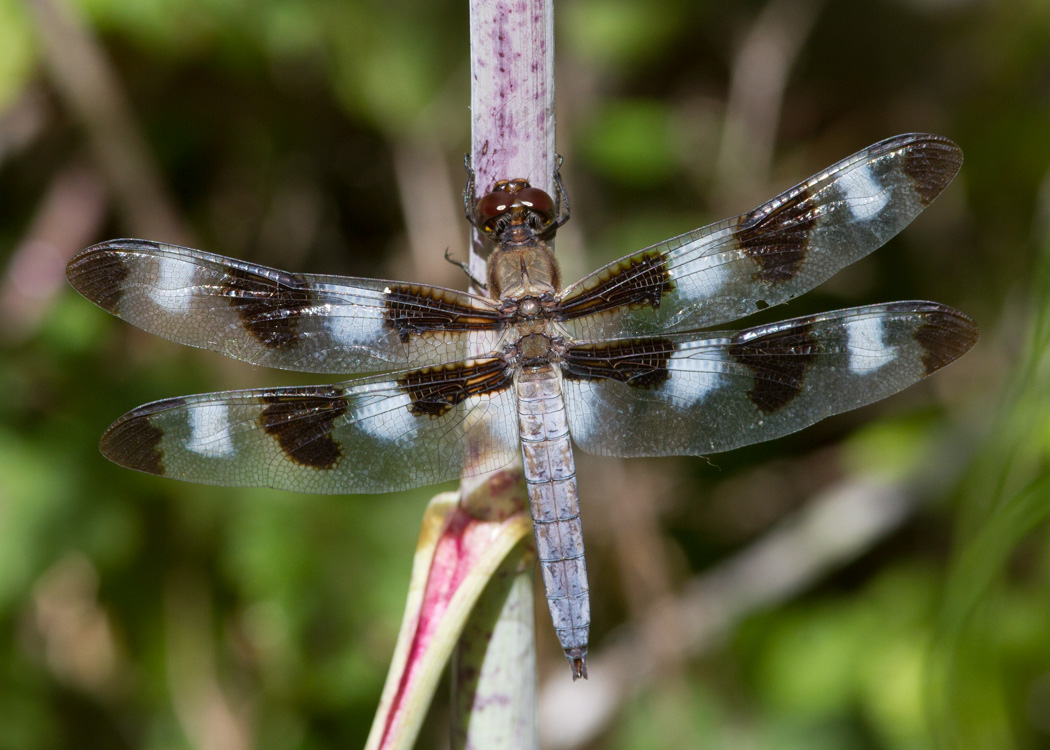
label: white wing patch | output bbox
[324,302,388,348]
[839,163,889,221]
[845,317,895,374]
[149,254,197,312]
[186,403,235,457]
[564,346,724,447]
[668,228,736,298]
[667,345,724,405]
[352,390,414,442]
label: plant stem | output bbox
[451,1,556,747]
[467,0,558,279]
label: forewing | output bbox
[562,302,977,457]
[67,239,503,374]
[558,134,963,337]
[98,359,519,493]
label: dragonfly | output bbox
[67,133,977,680]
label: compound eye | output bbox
[515,187,555,222]
[475,190,513,232]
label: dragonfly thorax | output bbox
[487,241,561,300]
[515,332,559,368]
[519,298,541,318]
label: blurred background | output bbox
[1,0,1048,747]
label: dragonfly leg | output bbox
[444,248,487,290]
[552,154,571,229]
[462,153,478,227]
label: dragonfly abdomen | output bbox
[516,365,590,680]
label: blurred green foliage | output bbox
[1,0,1049,748]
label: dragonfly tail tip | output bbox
[569,654,588,681]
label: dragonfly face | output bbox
[474,177,558,238]
[66,133,978,681]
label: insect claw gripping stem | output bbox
[462,153,476,226]
[552,154,571,230]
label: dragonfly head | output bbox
[474,179,557,240]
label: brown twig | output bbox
[24,0,193,245]
[0,161,106,340]
[713,0,825,209]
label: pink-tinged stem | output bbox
[366,475,531,750]
[452,0,556,746]
[369,2,554,746]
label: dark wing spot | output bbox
[558,251,674,321]
[728,323,819,413]
[383,284,503,343]
[67,249,130,314]
[736,186,818,284]
[223,266,311,349]
[914,309,979,376]
[100,397,187,475]
[900,137,963,207]
[260,389,348,469]
[562,338,676,389]
[398,358,512,418]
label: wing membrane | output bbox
[67,240,503,374]
[558,134,963,338]
[562,302,978,457]
[99,359,519,493]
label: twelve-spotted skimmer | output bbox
[67,133,977,680]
